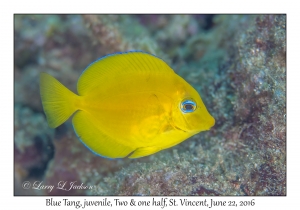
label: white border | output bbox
[3,0,296,209]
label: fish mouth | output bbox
[207,115,215,130]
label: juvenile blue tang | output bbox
[40,51,215,158]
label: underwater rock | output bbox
[231,14,286,195]
[14,15,285,196]
[14,15,98,110]
[43,128,140,195]
[95,15,286,196]
[14,105,54,195]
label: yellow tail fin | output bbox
[40,72,79,128]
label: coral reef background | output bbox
[14,14,286,195]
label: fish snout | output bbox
[208,116,216,130]
[205,115,215,131]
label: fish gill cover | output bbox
[14,14,286,195]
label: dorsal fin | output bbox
[77,51,174,96]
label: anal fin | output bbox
[72,111,135,158]
[128,147,161,159]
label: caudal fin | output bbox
[40,72,79,128]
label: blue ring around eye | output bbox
[180,99,197,113]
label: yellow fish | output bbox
[40,51,215,158]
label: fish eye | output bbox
[180,99,197,113]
